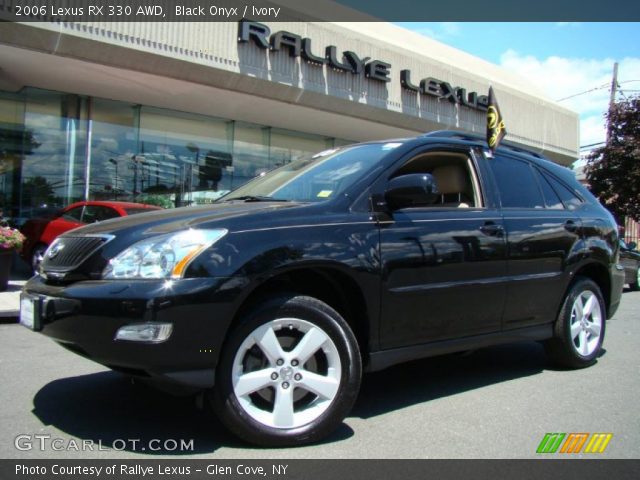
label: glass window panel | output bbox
[541,170,584,210]
[89,98,138,203]
[20,89,87,223]
[61,205,83,222]
[490,155,544,209]
[534,168,564,210]
[0,92,26,224]
[333,138,354,147]
[139,107,232,206]
[82,205,119,223]
[232,122,270,188]
[270,129,328,168]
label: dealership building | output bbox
[0,20,578,220]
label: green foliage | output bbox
[22,176,57,208]
[585,96,640,223]
[137,194,174,209]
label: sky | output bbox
[397,22,640,155]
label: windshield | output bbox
[220,143,402,203]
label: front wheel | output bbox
[31,243,48,273]
[212,294,362,447]
[544,277,606,369]
[629,266,639,291]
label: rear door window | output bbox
[82,206,119,223]
[61,206,84,222]
[489,155,544,209]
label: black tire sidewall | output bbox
[213,294,361,447]
[31,243,47,272]
[556,278,606,365]
[630,268,639,291]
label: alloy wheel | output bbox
[569,290,602,357]
[231,317,342,429]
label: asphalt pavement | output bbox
[1,290,639,459]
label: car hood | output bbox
[69,201,304,237]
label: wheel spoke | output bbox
[570,321,582,340]
[298,371,339,400]
[573,296,584,321]
[582,294,595,319]
[272,386,295,428]
[587,321,601,338]
[579,330,589,356]
[234,369,273,397]
[290,327,329,364]
[254,325,285,366]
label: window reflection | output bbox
[0,87,351,225]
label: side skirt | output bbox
[367,324,553,372]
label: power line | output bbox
[556,83,609,101]
[556,79,640,103]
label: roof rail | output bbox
[420,130,484,142]
[421,130,546,159]
[500,143,546,159]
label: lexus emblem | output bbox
[47,243,65,259]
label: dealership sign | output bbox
[238,20,489,112]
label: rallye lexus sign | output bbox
[238,20,489,112]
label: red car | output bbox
[20,201,162,272]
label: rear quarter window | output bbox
[540,170,584,210]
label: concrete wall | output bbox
[0,20,579,164]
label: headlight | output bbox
[103,229,227,279]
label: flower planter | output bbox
[0,249,14,291]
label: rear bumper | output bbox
[22,275,248,388]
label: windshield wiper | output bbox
[221,195,290,203]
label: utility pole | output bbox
[606,62,619,144]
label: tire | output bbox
[212,294,362,447]
[544,277,606,369]
[630,266,640,291]
[31,243,48,273]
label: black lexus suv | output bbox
[20,131,624,446]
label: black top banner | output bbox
[0,0,639,22]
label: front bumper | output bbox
[21,275,248,388]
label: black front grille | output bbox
[41,235,110,272]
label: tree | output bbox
[22,176,56,207]
[585,96,640,223]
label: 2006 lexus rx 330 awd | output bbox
[20,131,624,446]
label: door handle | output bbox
[480,221,504,237]
[564,220,578,233]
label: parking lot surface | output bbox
[1,290,639,459]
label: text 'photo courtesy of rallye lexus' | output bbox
[20,130,624,447]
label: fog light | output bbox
[115,323,173,343]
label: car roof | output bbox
[351,130,582,188]
[347,131,558,165]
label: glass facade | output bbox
[0,88,350,225]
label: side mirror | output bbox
[385,173,439,210]
[628,241,637,251]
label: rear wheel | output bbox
[544,277,606,368]
[212,294,361,447]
